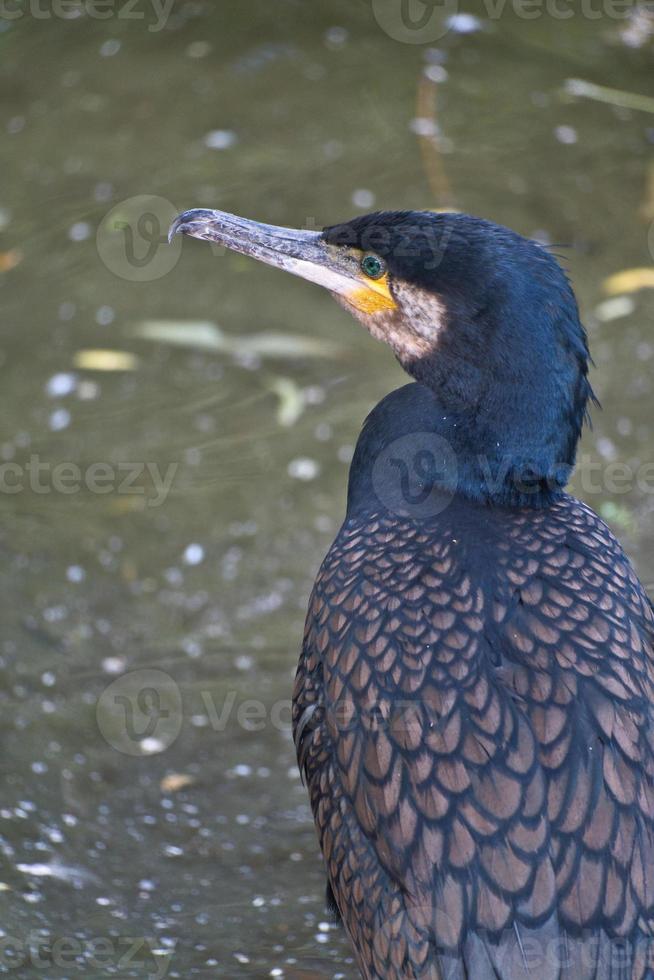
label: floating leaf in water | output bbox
[74,349,139,371]
[0,248,22,272]
[160,773,196,793]
[16,861,99,886]
[602,268,654,296]
[134,319,340,359]
[564,79,654,114]
[269,377,305,427]
[594,296,636,322]
[135,320,225,351]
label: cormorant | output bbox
[169,207,654,979]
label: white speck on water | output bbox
[323,139,344,160]
[424,65,448,84]
[101,656,126,675]
[100,39,121,57]
[139,879,156,891]
[324,25,348,48]
[95,305,115,326]
[163,845,184,857]
[141,737,167,755]
[234,654,253,671]
[234,953,250,964]
[252,896,265,907]
[31,762,47,774]
[270,970,284,978]
[596,437,617,461]
[351,188,375,209]
[94,182,113,203]
[288,457,320,481]
[315,933,329,944]
[0,208,10,231]
[41,672,56,687]
[446,13,482,33]
[204,129,237,150]
[303,384,326,405]
[187,41,212,58]
[76,380,100,401]
[46,373,77,398]
[68,221,92,242]
[314,422,332,442]
[410,117,439,138]
[182,543,205,566]
[66,565,85,583]
[555,125,578,145]
[58,301,76,321]
[49,408,71,431]
[232,764,252,777]
[96,896,112,906]
[236,814,250,825]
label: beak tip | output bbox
[168,208,214,245]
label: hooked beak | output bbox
[168,208,396,315]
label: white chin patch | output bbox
[334,281,446,364]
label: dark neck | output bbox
[347,383,576,518]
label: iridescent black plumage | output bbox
[169,206,654,979]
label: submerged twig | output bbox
[415,69,456,210]
[564,78,654,114]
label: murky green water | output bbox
[1,2,653,977]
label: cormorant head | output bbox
[170,207,594,505]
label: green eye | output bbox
[361,253,386,280]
